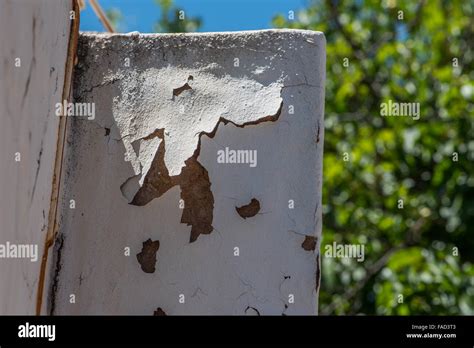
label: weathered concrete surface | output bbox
[53,29,325,315]
[0,0,74,314]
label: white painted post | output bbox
[0,0,75,314]
[51,30,325,315]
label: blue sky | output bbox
[80,0,308,33]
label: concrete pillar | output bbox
[50,30,325,315]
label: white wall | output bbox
[0,0,73,314]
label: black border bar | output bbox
[0,315,472,345]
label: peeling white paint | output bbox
[53,29,325,315]
[112,66,283,195]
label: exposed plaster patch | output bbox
[236,198,261,219]
[153,307,167,316]
[172,75,193,97]
[177,157,214,242]
[136,239,160,273]
[301,236,317,251]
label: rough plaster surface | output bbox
[53,29,325,315]
[0,0,72,314]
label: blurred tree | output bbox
[153,0,201,33]
[105,7,123,32]
[274,0,474,315]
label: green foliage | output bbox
[274,0,474,315]
[153,0,201,33]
